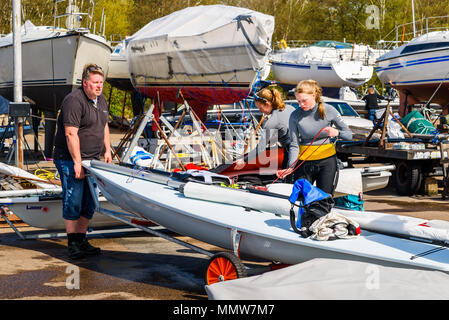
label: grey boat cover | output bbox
[128,5,274,81]
[205,258,449,300]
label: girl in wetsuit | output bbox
[276,80,352,195]
[235,87,295,171]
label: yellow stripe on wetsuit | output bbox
[299,144,336,161]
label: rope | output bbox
[236,15,267,56]
[271,127,329,184]
[34,168,58,180]
[410,242,449,260]
[1,117,59,186]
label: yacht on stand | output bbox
[375,17,449,116]
[107,38,133,91]
[127,5,274,110]
[270,40,385,97]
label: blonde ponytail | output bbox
[255,87,285,111]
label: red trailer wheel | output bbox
[205,252,247,285]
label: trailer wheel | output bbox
[205,252,247,285]
[395,161,422,195]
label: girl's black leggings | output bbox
[292,154,339,195]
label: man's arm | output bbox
[103,123,112,163]
[65,125,84,179]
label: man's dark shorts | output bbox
[54,159,96,220]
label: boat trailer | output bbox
[84,175,272,284]
[0,180,262,285]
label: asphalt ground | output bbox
[1,126,449,301]
[1,184,448,300]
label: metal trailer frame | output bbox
[336,140,449,196]
[85,175,215,258]
[0,205,143,240]
[0,175,268,284]
[84,175,271,283]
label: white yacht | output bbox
[107,38,133,91]
[376,30,449,108]
[270,41,380,88]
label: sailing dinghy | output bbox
[84,160,449,278]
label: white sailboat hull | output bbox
[85,160,449,272]
[271,60,373,87]
[0,26,111,112]
[375,30,449,106]
[377,48,449,87]
[0,195,124,230]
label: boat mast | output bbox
[12,0,24,168]
[411,0,416,37]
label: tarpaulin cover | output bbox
[400,110,436,135]
[205,258,449,300]
[127,5,274,106]
[130,5,273,40]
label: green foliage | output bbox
[2,0,448,43]
[93,0,134,39]
[1,0,448,116]
[103,82,135,119]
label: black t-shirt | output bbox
[362,93,384,110]
[53,87,109,160]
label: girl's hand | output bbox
[234,158,246,170]
[322,126,339,138]
[276,167,293,179]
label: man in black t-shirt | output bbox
[362,86,386,121]
[53,63,112,260]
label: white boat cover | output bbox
[267,168,364,197]
[183,181,449,243]
[128,5,274,79]
[205,258,449,300]
[272,45,387,66]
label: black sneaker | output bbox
[68,241,85,260]
[79,238,101,256]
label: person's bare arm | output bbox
[103,123,112,163]
[65,125,84,179]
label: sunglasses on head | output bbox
[254,92,268,103]
[87,65,103,73]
